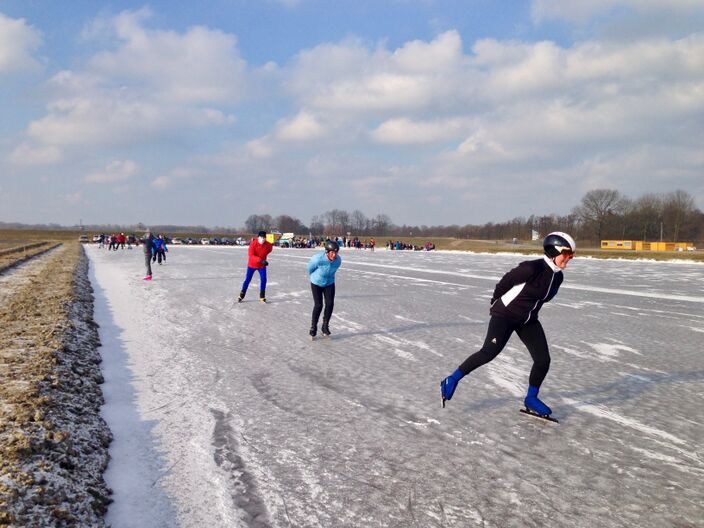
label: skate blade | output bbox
[440,382,446,408]
[520,408,559,423]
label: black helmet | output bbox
[324,240,340,253]
[543,232,576,258]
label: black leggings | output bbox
[458,316,551,388]
[311,283,335,328]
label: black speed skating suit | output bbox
[459,256,564,387]
[490,256,563,324]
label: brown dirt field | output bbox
[0,229,84,243]
[0,243,60,274]
[0,242,111,526]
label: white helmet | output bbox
[543,232,576,258]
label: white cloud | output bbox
[151,176,171,189]
[87,9,247,104]
[288,31,465,115]
[246,138,274,158]
[531,0,703,23]
[84,160,138,183]
[370,117,469,144]
[24,9,246,149]
[232,26,704,220]
[275,112,324,141]
[28,95,231,146]
[9,143,62,165]
[0,12,42,73]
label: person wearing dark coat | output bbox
[142,230,155,280]
[439,232,577,418]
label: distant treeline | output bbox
[244,189,703,245]
[3,189,701,244]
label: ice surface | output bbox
[88,246,704,527]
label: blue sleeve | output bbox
[307,253,319,275]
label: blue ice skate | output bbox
[440,369,464,408]
[523,386,552,416]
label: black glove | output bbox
[261,260,268,266]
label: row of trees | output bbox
[244,211,394,238]
[243,189,703,244]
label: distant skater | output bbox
[307,240,342,338]
[142,229,155,281]
[153,235,168,264]
[238,230,273,303]
[439,232,576,418]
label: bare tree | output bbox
[309,215,324,235]
[632,194,663,241]
[372,213,392,235]
[350,210,368,234]
[663,190,696,241]
[320,209,350,235]
[244,214,273,234]
[574,189,626,243]
[274,215,306,234]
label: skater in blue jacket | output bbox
[153,235,168,264]
[307,240,342,338]
[440,232,576,419]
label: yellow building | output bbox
[601,240,693,251]
[601,240,634,250]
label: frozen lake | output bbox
[87,245,704,528]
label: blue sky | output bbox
[1,0,703,228]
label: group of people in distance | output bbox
[98,232,133,250]
[139,227,577,419]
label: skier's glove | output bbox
[261,260,268,266]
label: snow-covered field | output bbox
[87,245,704,528]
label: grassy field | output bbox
[0,229,701,262]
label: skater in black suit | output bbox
[440,232,576,418]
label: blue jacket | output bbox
[308,251,341,287]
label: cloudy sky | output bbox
[1,0,703,228]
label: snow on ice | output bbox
[87,245,704,527]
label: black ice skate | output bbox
[519,408,559,423]
[321,322,331,337]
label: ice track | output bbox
[88,245,704,527]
